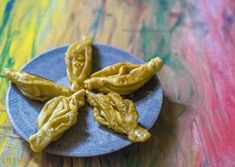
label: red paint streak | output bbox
[176,0,235,166]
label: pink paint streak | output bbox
[175,0,235,166]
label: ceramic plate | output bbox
[6,44,163,157]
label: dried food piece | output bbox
[28,89,86,152]
[90,62,138,78]
[86,91,151,142]
[65,38,93,91]
[5,68,72,101]
[84,57,162,95]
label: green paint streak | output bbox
[141,0,173,63]
[141,0,186,64]
[7,57,14,67]
[0,0,14,37]
[0,35,11,101]
[0,15,14,73]
[154,0,169,30]
[0,2,14,71]
[0,6,15,102]
[140,24,153,61]
[170,13,184,33]
[0,38,11,70]
[140,0,196,103]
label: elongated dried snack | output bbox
[65,38,92,91]
[86,91,151,142]
[5,68,72,101]
[84,57,162,95]
[28,89,86,152]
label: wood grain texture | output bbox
[0,0,234,166]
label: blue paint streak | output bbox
[169,13,184,33]
[224,14,233,27]
[221,13,234,40]
[89,0,105,37]
[0,0,15,36]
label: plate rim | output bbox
[5,44,163,157]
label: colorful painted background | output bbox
[0,0,234,166]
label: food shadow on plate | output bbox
[88,74,161,142]
[91,46,102,73]
[14,86,44,134]
[91,45,161,103]
[98,97,185,164]
[46,105,89,151]
[98,124,131,142]
[124,75,160,102]
[15,84,44,113]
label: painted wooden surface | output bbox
[0,0,234,166]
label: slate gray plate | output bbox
[6,44,163,157]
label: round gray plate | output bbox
[6,44,163,157]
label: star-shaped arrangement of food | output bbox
[5,38,163,152]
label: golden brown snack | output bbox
[5,68,72,101]
[90,62,138,78]
[84,57,162,95]
[86,91,151,142]
[65,38,93,91]
[28,89,86,152]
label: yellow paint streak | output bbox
[0,0,62,100]
[37,1,69,48]
[0,138,7,156]
[0,102,6,112]
[0,0,7,22]
[0,1,10,101]
[0,111,7,126]
[0,81,8,104]
[9,1,50,70]
[0,17,9,58]
[11,27,36,69]
[0,1,51,165]
[0,112,7,156]
[0,0,158,166]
